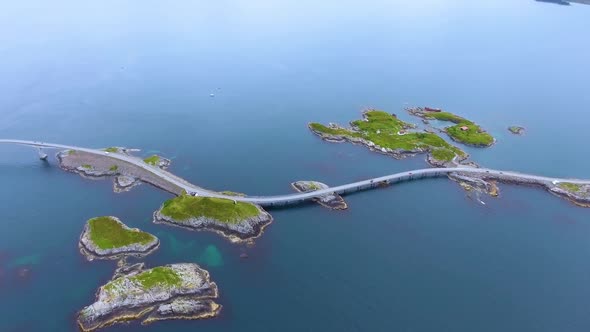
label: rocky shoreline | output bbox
[77,263,220,331]
[448,172,499,198]
[113,175,141,192]
[450,171,590,207]
[548,184,590,207]
[153,204,273,244]
[79,217,159,261]
[291,181,348,210]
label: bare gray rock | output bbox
[291,181,347,210]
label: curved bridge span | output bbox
[1,139,588,207]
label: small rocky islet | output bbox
[508,126,526,135]
[79,216,159,261]
[291,181,347,210]
[153,194,273,243]
[77,263,220,332]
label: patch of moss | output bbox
[307,182,321,190]
[109,165,118,172]
[423,111,466,124]
[558,182,582,192]
[88,216,155,250]
[219,191,246,197]
[104,147,119,153]
[143,155,160,166]
[82,164,92,169]
[446,123,495,146]
[309,123,361,138]
[431,148,456,162]
[103,266,181,294]
[132,267,181,289]
[161,195,260,224]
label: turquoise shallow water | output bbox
[1,1,590,331]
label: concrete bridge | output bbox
[1,139,589,207]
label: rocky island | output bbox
[508,126,525,135]
[550,182,590,207]
[309,109,469,167]
[153,194,273,243]
[79,216,159,261]
[407,107,495,147]
[291,181,348,210]
[448,172,500,198]
[57,149,183,195]
[77,263,220,331]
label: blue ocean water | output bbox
[1,1,590,331]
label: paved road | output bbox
[1,139,589,207]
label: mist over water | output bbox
[1,1,590,331]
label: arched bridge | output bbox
[1,139,588,207]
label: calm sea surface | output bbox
[1,1,590,331]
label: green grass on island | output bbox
[103,266,181,294]
[103,147,119,153]
[423,111,466,124]
[509,126,524,134]
[310,110,464,162]
[160,195,260,224]
[143,155,160,166]
[88,216,155,250]
[81,164,92,169]
[430,148,456,162]
[422,111,494,146]
[307,182,321,190]
[558,182,582,192]
[109,165,118,172]
[133,267,181,289]
[219,191,246,197]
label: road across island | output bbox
[1,139,588,207]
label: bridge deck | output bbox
[1,139,588,207]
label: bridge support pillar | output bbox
[38,148,48,160]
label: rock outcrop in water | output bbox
[291,181,348,210]
[79,216,159,261]
[153,195,273,243]
[114,175,141,192]
[77,263,220,331]
[448,173,499,198]
[508,126,525,135]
